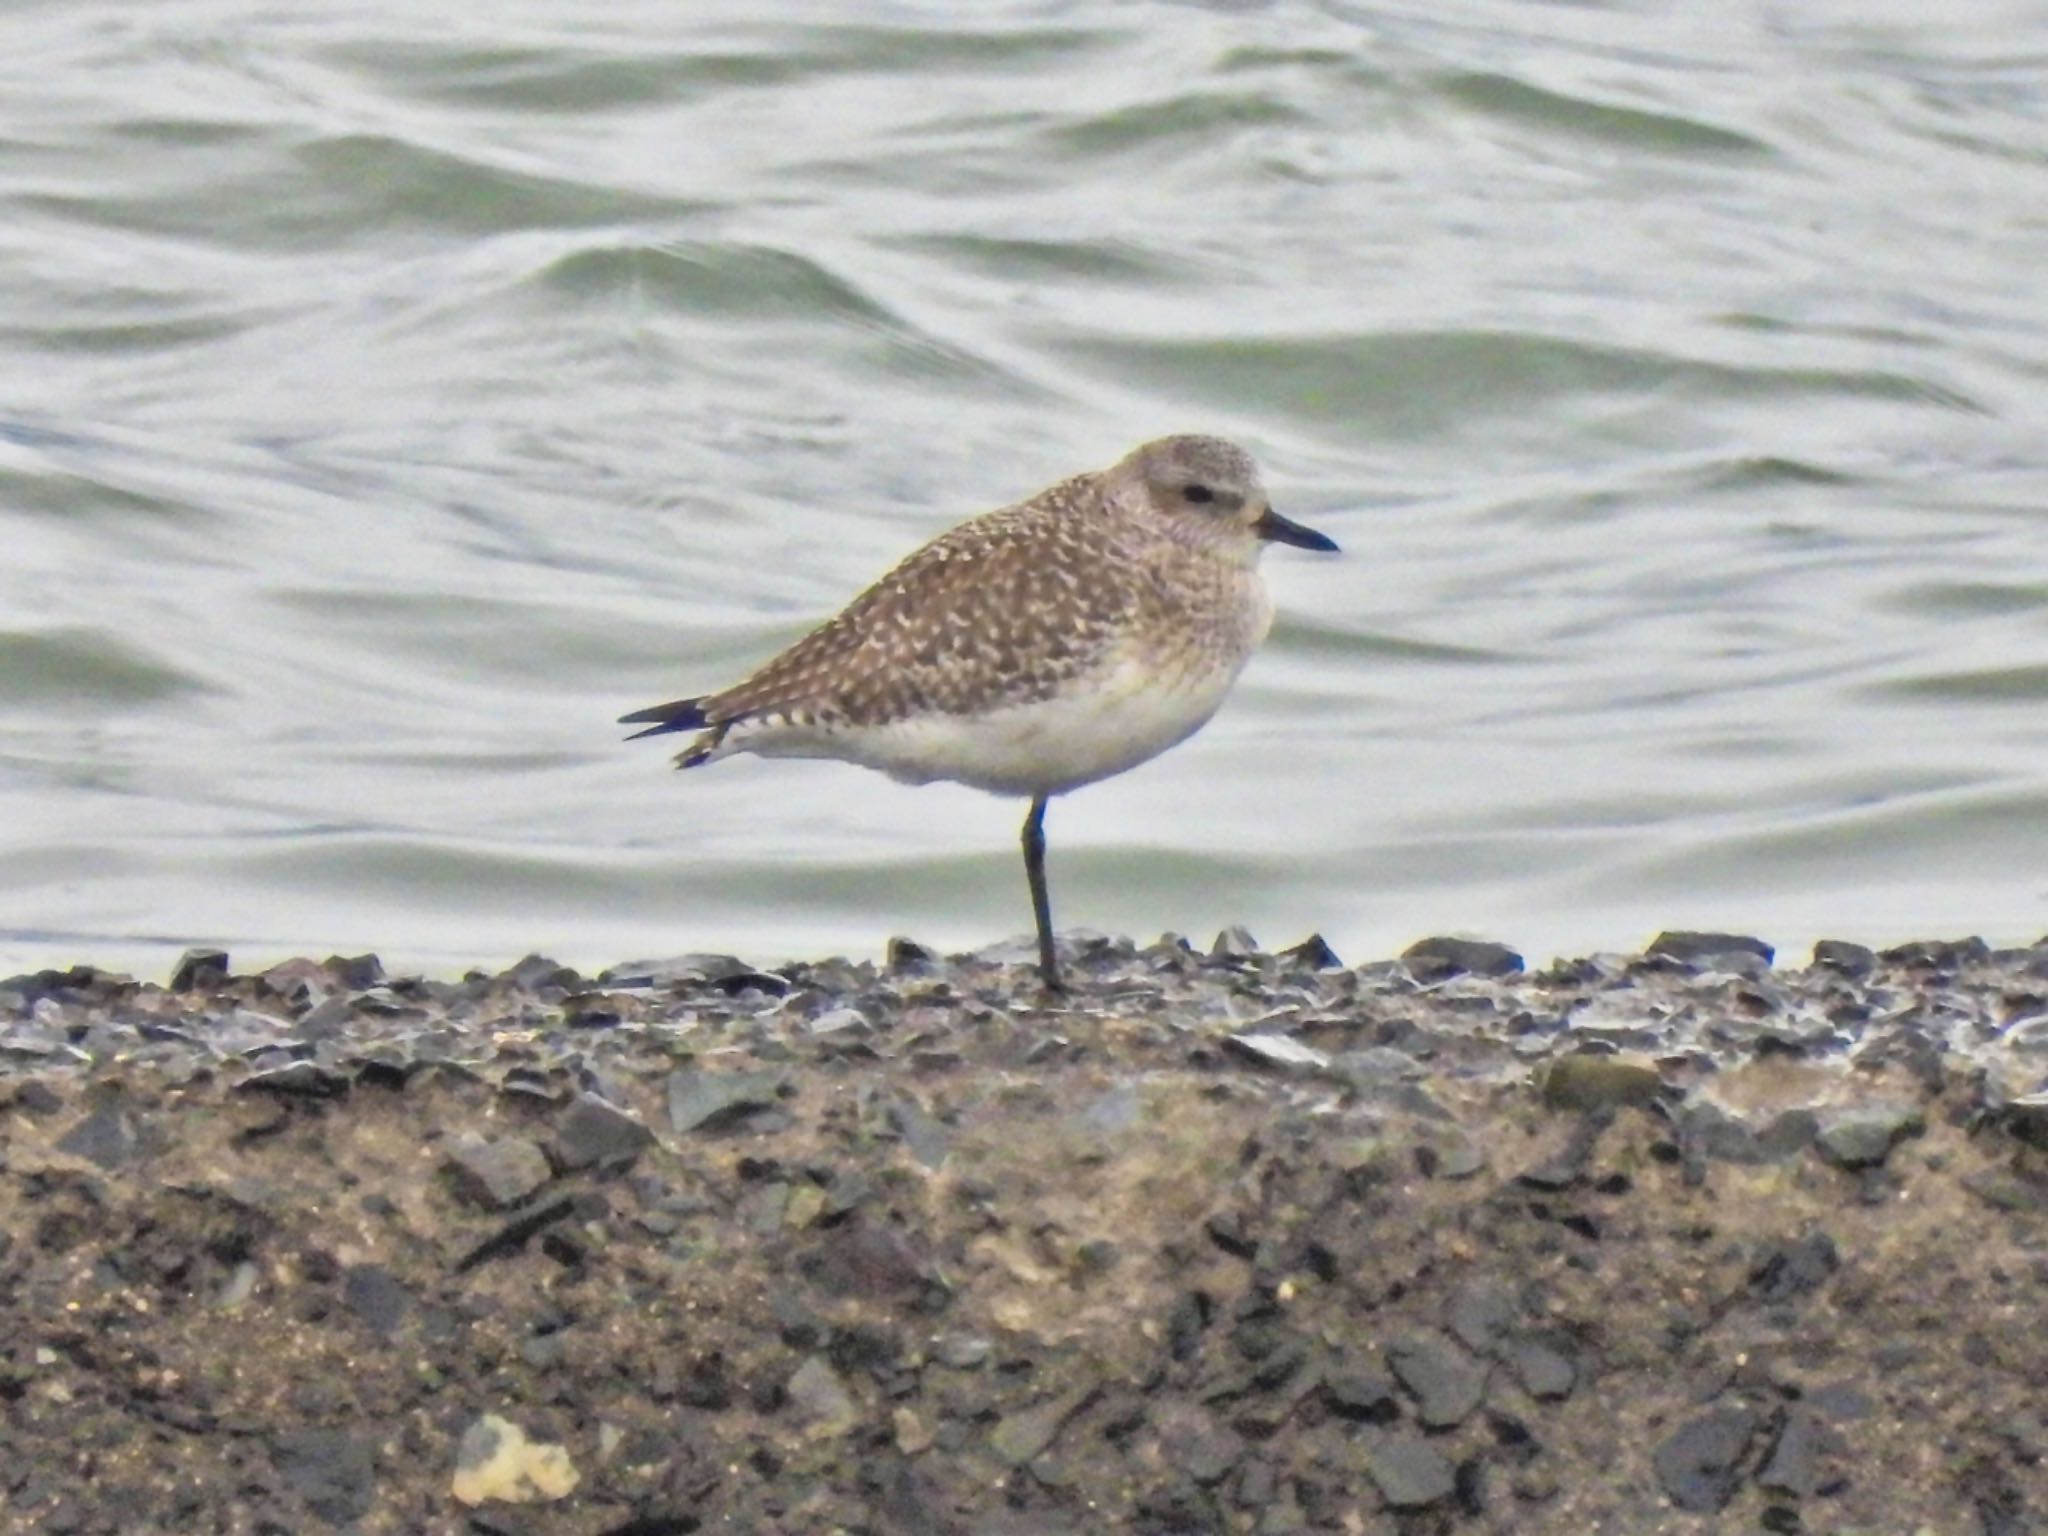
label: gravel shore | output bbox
[3,929,2045,1534]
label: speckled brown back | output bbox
[700,475,1140,729]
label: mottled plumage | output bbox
[622,434,1337,989]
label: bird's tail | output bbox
[618,697,736,769]
[619,697,708,740]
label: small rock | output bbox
[804,1007,870,1038]
[1223,1032,1330,1074]
[1540,1052,1663,1111]
[171,947,231,992]
[1814,1104,1924,1170]
[56,1105,142,1170]
[1647,932,1774,970]
[446,1136,553,1210]
[932,1333,992,1370]
[989,1386,1098,1467]
[1159,1405,1244,1486]
[1516,1112,1608,1190]
[1810,940,1876,978]
[1279,933,1342,970]
[1749,1232,1838,1302]
[450,1414,579,1505]
[1324,1370,1399,1423]
[237,1061,349,1098]
[342,1264,410,1337]
[786,1356,858,1436]
[1758,1406,1836,1497]
[1653,1405,1758,1513]
[893,1406,934,1454]
[1879,936,1990,970]
[554,1094,654,1170]
[1361,1432,1456,1509]
[1504,1337,1577,1400]
[1387,1334,1486,1429]
[887,936,936,972]
[667,1067,787,1134]
[1415,1125,1486,1180]
[1401,937,1523,981]
[325,952,385,989]
[274,1429,376,1525]
[1445,1282,1516,1355]
[1210,926,1261,960]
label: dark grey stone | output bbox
[445,1136,552,1209]
[1159,1405,1244,1486]
[56,1105,140,1169]
[1758,1406,1829,1497]
[1815,1104,1924,1169]
[886,936,936,971]
[1324,1370,1399,1423]
[1647,931,1774,969]
[273,1428,375,1525]
[1653,1404,1759,1513]
[325,952,385,989]
[1416,1126,1486,1180]
[1402,936,1523,981]
[1516,1111,1608,1190]
[1279,933,1342,970]
[1210,925,1261,959]
[1387,1333,1486,1428]
[667,1066,787,1134]
[1361,1431,1456,1509]
[989,1386,1098,1467]
[1446,1281,1516,1355]
[342,1263,410,1337]
[1749,1232,1838,1302]
[1811,940,1876,977]
[1879,936,1990,970]
[1505,1337,1577,1400]
[171,947,230,993]
[555,1093,654,1170]
[236,1061,349,1098]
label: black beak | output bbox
[1253,506,1339,553]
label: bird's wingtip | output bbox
[619,697,709,739]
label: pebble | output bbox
[667,1066,788,1134]
[785,1356,858,1436]
[445,1136,553,1209]
[989,1386,1098,1467]
[1387,1333,1487,1429]
[1653,1404,1759,1513]
[1539,1051,1663,1110]
[554,1093,654,1170]
[1361,1431,1456,1509]
[450,1414,579,1506]
[1647,931,1775,971]
[1223,1032,1330,1074]
[1815,1104,1925,1169]
[1401,936,1524,981]
[273,1428,376,1525]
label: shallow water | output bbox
[4,0,2048,979]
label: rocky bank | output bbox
[3,928,2046,1534]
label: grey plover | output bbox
[621,434,1337,991]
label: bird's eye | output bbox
[1183,484,1215,504]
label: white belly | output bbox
[726,652,1249,797]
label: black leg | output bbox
[1021,794,1062,991]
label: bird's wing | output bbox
[704,500,1135,729]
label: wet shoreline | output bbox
[3,931,2045,1533]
